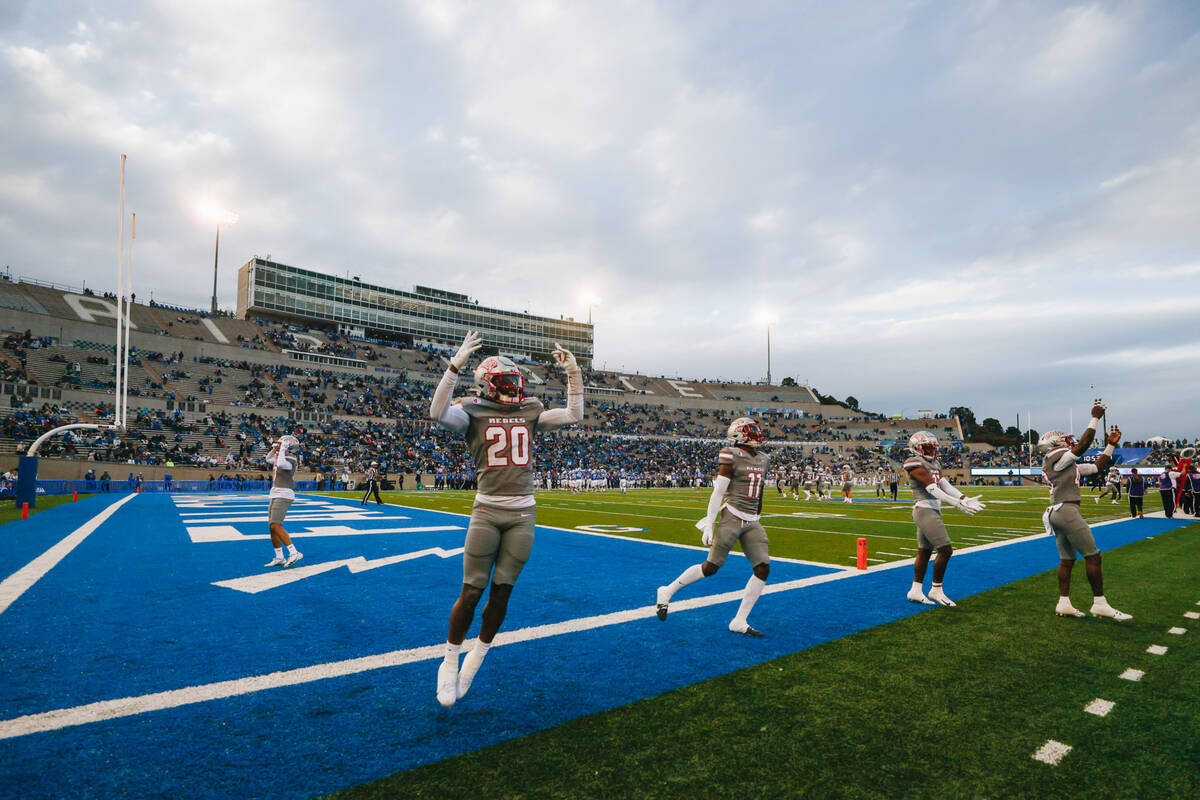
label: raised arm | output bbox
[537,342,583,431]
[430,332,480,434]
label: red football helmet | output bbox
[473,356,525,405]
[727,417,766,446]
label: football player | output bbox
[801,465,815,501]
[840,465,854,503]
[430,331,583,706]
[656,418,771,637]
[904,431,985,607]
[1095,466,1121,504]
[264,435,303,568]
[875,467,887,498]
[1039,401,1130,620]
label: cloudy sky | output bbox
[2,1,1198,439]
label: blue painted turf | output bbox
[0,493,1190,799]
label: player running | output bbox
[263,434,303,568]
[656,418,771,637]
[903,431,985,607]
[430,331,583,707]
[1039,401,1130,620]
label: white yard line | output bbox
[1032,740,1072,766]
[1083,698,1114,717]
[1119,668,1144,682]
[0,494,139,617]
[1146,645,1168,655]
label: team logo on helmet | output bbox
[726,417,766,447]
[908,431,939,457]
[1037,430,1075,451]
[474,356,525,405]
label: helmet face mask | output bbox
[908,431,938,458]
[1037,430,1075,451]
[727,417,766,447]
[474,356,525,405]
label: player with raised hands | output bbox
[429,331,584,707]
[655,417,771,637]
[903,431,985,607]
[263,434,303,567]
[1039,400,1130,620]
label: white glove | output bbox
[552,342,578,371]
[962,495,986,513]
[695,517,714,547]
[449,331,482,371]
[956,499,978,516]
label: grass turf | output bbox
[322,485,1149,568]
[328,518,1200,800]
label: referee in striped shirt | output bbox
[361,461,384,506]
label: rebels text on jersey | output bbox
[461,397,544,497]
[903,453,942,505]
[719,445,770,517]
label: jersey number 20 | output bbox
[485,425,530,467]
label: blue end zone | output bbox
[0,494,1191,799]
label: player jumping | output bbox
[656,417,771,637]
[430,331,583,707]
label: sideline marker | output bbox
[20,503,28,520]
[72,491,78,502]
[856,537,868,570]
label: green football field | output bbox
[316,485,1198,799]
[326,483,1157,568]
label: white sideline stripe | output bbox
[1167,626,1187,635]
[1084,698,1114,717]
[1147,645,1168,655]
[1119,668,1144,682]
[1032,740,1072,765]
[1183,612,1200,620]
[876,552,907,557]
[0,567,858,740]
[200,317,230,344]
[185,524,463,543]
[0,493,138,617]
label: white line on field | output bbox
[1032,740,1072,765]
[876,552,908,557]
[1084,698,1114,717]
[0,493,138,617]
[1147,645,1168,655]
[1119,668,1144,682]
[1184,612,1200,620]
[1167,627,1187,635]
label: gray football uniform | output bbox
[268,450,298,523]
[1042,448,1099,559]
[903,453,951,549]
[709,446,770,567]
[459,397,545,587]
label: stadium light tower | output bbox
[756,310,777,385]
[200,204,238,313]
[580,291,601,324]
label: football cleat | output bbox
[729,622,764,637]
[284,551,303,567]
[1090,603,1132,621]
[907,588,935,605]
[263,556,286,567]
[928,587,956,607]
[1055,601,1086,618]
[436,659,459,707]
[456,646,488,700]
[655,586,670,621]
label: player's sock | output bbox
[730,575,766,628]
[911,580,923,594]
[273,547,284,559]
[457,640,490,699]
[663,564,706,600]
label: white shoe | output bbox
[907,588,935,605]
[457,646,488,700]
[1055,602,1086,618]
[1094,497,1100,504]
[1090,603,1132,621]
[264,556,286,567]
[436,658,459,707]
[284,551,303,567]
[928,587,956,607]
[655,586,670,621]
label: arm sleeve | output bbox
[926,482,963,508]
[537,366,583,431]
[1077,464,1099,476]
[704,474,730,523]
[936,477,963,500]
[274,446,295,471]
[1053,449,1078,471]
[430,368,469,434]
